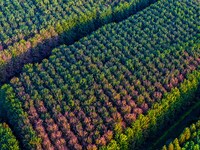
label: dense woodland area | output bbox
[0,0,155,48]
[0,0,199,150]
[0,0,156,83]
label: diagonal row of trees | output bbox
[0,123,19,150]
[163,120,200,150]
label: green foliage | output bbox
[163,120,200,150]
[0,85,42,149]
[0,0,157,83]
[168,142,174,150]
[0,0,199,149]
[0,123,19,150]
[105,70,200,149]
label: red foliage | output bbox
[96,136,107,146]
[133,108,143,115]
[153,91,163,100]
[140,103,149,112]
[0,44,3,51]
[87,144,97,150]
[104,130,113,142]
[124,113,136,124]
[128,100,137,108]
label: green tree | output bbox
[168,142,174,150]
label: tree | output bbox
[0,123,20,150]
[162,145,167,150]
[168,142,174,150]
[184,128,191,141]
[179,133,186,145]
[173,138,181,150]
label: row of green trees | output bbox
[163,120,200,150]
[0,0,156,83]
[0,123,19,150]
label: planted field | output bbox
[0,0,151,49]
[0,0,156,83]
[0,0,199,149]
